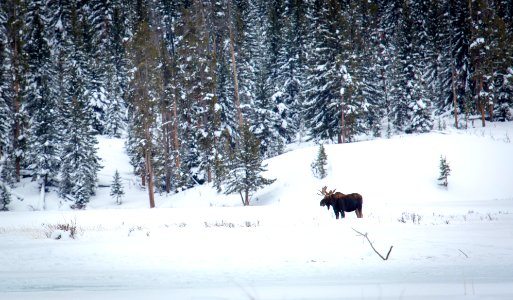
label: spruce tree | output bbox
[0,4,14,185]
[110,170,124,205]
[0,182,11,211]
[24,1,61,190]
[311,143,328,179]
[127,19,162,208]
[303,0,345,141]
[224,122,276,206]
[438,155,451,187]
[408,70,433,133]
[275,0,307,143]
[5,0,26,182]
[58,3,101,209]
[59,97,101,209]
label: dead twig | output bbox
[458,249,469,258]
[353,228,393,261]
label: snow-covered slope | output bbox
[11,121,513,213]
[1,122,513,299]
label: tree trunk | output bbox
[39,178,46,211]
[145,148,155,208]
[14,80,21,182]
[10,11,22,182]
[451,64,458,129]
[172,68,181,170]
[488,95,494,123]
[228,2,244,131]
[244,189,250,206]
[477,77,486,127]
[339,89,346,144]
[164,112,172,194]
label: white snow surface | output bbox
[2,121,513,299]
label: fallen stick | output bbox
[458,249,469,258]
[352,228,394,261]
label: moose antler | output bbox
[318,186,328,196]
[318,186,336,197]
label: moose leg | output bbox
[335,211,340,219]
[340,211,345,218]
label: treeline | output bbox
[0,0,512,208]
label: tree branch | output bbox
[353,228,393,261]
[458,249,469,258]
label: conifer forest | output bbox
[0,0,512,208]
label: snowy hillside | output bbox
[1,122,513,299]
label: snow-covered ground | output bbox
[1,121,513,299]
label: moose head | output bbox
[318,186,338,210]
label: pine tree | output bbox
[4,0,26,182]
[275,0,307,143]
[224,122,275,206]
[0,181,11,211]
[450,0,473,128]
[360,1,387,138]
[59,97,102,209]
[110,169,124,205]
[0,4,14,186]
[408,69,433,133]
[303,0,345,141]
[311,143,328,179]
[438,154,451,187]
[83,0,115,134]
[54,1,101,209]
[127,19,163,208]
[23,1,61,190]
[104,0,129,137]
[390,0,414,132]
[250,63,285,158]
[0,12,14,193]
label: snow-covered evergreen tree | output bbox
[126,18,162,208]
[58,3,102,209]
[23,1,61,188]
[438,154,451,187]
[274,0,306,143]
[311,143,328,179]
[103,1,129,138]
[110,169,124,205]
[0,181,11,211]
[0,4,15,186]
[224,122,275,206]
[408,70,433,133]
[59,98,101,209]
[0,5,13,162]
[303,0,345,141]
[228,0,284,158]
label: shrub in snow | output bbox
[43,220,79,240]
[311,144,328,179]
[110,170,125,205]
[398,212,422,224]
[438,155,451,187]
[0,182,11,211]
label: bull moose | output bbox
[319,186,363,219]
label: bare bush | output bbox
[43,218,79,239]
[398,212,422,224]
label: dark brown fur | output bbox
[320,192,363,219]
